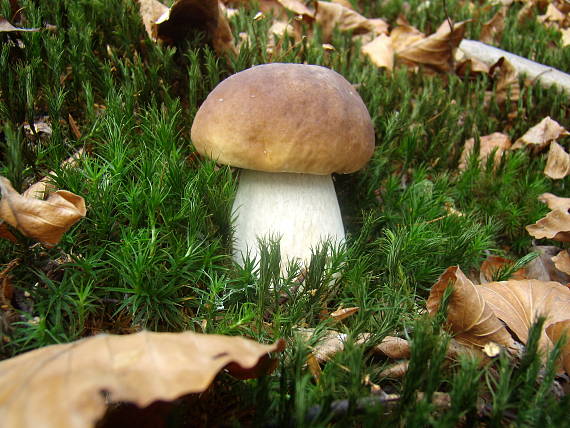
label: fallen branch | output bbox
[458,40,570,95]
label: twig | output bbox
[458,40,570,95]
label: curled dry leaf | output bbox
[526,194,570,242]
[479,6,507,45]
[512,116,569,151]
[455,57,490,77]
[488,57,520,104]
[395,20,467,72]
[275,0,314,18]
[544,141,570,179]
[315,1,388,42]
[427,266,517,350]
[526,245,570,283]
[330,306,359,322]
[552,250,570,277]
[372,336,410,359]
[477,279,570,353]
[546,320,570,374]
[458,132,511,171]
[361,33,394,71]
[140,0,237,56]
[0,331,284,428]
[0,176,86,247]
[479,255,527,283]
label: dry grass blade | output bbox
[0,331,284,428]
[427,266,517,350]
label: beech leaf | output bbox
[552,250,570,277]
[0,176,86,247]
[526,193,570,242]
[361,33,394,70]
[395,20,467,72]
[458,132,511,171]
[546,320,570,374]
[315,1,388,42]
[512,116,569,151]
[479,7,506,45]
[0,331,284,428]
[544,141,570,179]
[427,266,517,350]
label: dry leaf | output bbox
[155,0,237,55]
[479,255,527,283]
[23,118,52,138]
[0,331,283,428]
[137,0,169,40]
[427,266,517,350]
[455,57,490,77]
[512,116,569,151]
[526,245,570,283]
[526,195,570,242]
[306,352,322,381]
[315,1,388,42]
[0,176,86,247]
[552,250,570,276]
[488,57,520,104]
[276,0,314,18]
[0,17,39,32]
[544,141,570,179]
[546,320,570,374]
[361,33,394,70]
[379,361,409,378]
[538,4,566,25]
[395,20,467,72]
[330,306,359,322]
[372,336,410,359]
[0,222,17,243]
[562,28,570,47]
[458,132,511,170]
[480,7,507,45]
[478,279,570,353]
[68,113,82,140]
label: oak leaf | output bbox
[0,331,284,428]
[0,176,86,247]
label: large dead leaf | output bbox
[427,266,517,350]
[0,176,86,247]
[140,0,237,55]
[526,193,570,242]
[512,116,569,151]
[458,132,511,171]
[395,20,467,72]
[314,1,388,42]
[361,33,394,70]
[0,331,284,428]
[480,7,507,45]
[544,141,570,179]
[546,320,570,374]
[478,279,570,353]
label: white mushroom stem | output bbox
[232,170,345,270]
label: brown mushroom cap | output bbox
[190,63,375,174]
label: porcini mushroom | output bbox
[191,63,374,269]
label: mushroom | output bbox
[191,63,374,269]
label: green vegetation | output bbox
[1,0,569,425]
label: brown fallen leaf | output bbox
[544,141,570,179]
[0,176,86,247]
[137,0,169,40]
[330,306,359,322]
[68,113,82,140]
[458,132,511,171]
[0,17,39,32]
[23,117,52,138]
[488,57,520,104]
[455,57,490,77]
[371,336,410,359]
[427,266,518,351]
[478,279,570,353]
[480,7,507,45]
[314,1,388,42]
[562,28,570,47]
[395,20,467,72]
[526,194,570,242]
[154,0,237,56]
[390,23,425,52]
[552,250,570,277]
[0,331,284,428]
[361,33,394,71]
[512,116,569,151]
[546,320,570,374]
[538,3,566,26]
[479,255,527,283]
[526,245,570,283]
[276,0,314,18]
[0,222,17,243]
[379,361,409,379]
